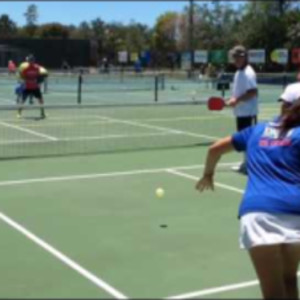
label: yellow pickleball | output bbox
[156,188,165,198]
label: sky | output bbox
[1,1,189,27]
[0,1,242,27]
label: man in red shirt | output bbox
[8,60,16,75]
[17,55,46,119]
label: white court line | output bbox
[0,121,58,141]
[167,270,300,299]
[0,131,179,145]
[100,116,220,141]
[4,115,224,128]
[0,211,127,299]
[0,162,239,187]
[0,97,14,104]
[166,279,259,299]
[165,169,244,194]
[0,115,101,122]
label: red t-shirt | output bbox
[8,61,16,71]
[21,63,41,90]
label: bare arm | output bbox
[196,136,235,192]
[228,88,258,107]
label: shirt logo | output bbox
[260,125,293,147]
[263,127,279,139]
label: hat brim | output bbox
[233,53,246,57]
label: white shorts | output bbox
[240,212,300,250]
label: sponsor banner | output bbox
[140,50,151,64]
[181,52,191,70]
[118,51,128,63]
[130,52,139,62]
[270,49,288,64]
[194,50,208,63]
[292,48,300,64]
[248,49,266,64]
[209,50,227,64]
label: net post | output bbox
[155,75,159,102]
[160,74,165,90]
[120,63,124,83]
[77,69,83,104]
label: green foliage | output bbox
[3,1,300,59]
[0,14,17,38]
[153,12,179,52]
[35,23,70,39]
[24,4,38,26]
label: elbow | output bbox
[208,136,233,156]
[208,143,223,157]
[250,89,258,97]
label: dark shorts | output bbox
[236,116,257,132]
[22,89,42,101]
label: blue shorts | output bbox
[15,84,25,96]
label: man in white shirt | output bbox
[227,45,259,174]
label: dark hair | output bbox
[279,98,300,134]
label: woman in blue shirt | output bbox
[196,85,300,299]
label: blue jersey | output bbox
[232,121,300,217]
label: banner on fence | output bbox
[248,49,266,63]
[292,48,300,64]
[194,50,208,63]
[270,49,288,64]
[118,51,128,63]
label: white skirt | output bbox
[240,212,300,249]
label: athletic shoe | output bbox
[231,162,248,175]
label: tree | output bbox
[233,2,288,51]
[190,2,239,50]
[284,7,300,47]
[23,4,38,37]
[35,23,69,38]
[90,18,105,38]
[24,4,38,26]
[153,12,180,52]
[125,21,151,52]
[0,14,17,38]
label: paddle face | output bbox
[207,97,226,111]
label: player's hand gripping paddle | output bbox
[207,96,226,111]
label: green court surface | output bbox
[0,77,296,298]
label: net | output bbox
[45,73,164,93]
[0,71,289,107]
[0,102,235,159]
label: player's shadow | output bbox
[23,116,45,121]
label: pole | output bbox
[188,0,195,78]
[77,69,83,104]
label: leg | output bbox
[281,244,300,299]
[233,116,256,174]
[35,89,45,118]
[37,97,46,118]
[18,90,28,117]
[249,245,286,299]
[29,95,34,105]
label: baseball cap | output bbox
[230,45,247,58]
[278,83,300,103]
